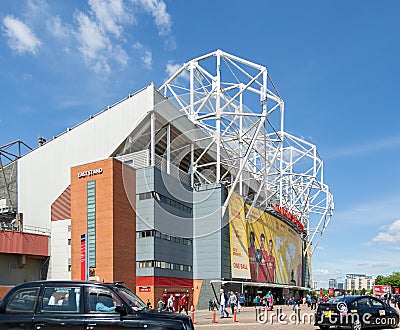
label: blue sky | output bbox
[1,0,400,288]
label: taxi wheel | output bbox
[351,319,362,330]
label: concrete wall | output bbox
[50,219,71,279]
[0,253,44,285]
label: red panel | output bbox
[0,231,49,256]
[51,186,71,221]
[136,276,192,288]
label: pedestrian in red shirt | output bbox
[179,294,188,315]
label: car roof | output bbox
[7,280,129,292]
[328,295,380,303]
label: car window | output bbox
[41,286,81,313]
[86,287,121,313]
[355,297,371,308]
[115,286,146,311]
[5,287,39,313]
[370,298,384,308]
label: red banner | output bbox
[373,285,391,294]
[274,205,304,232]
[80,234,86,281]
[394,288,400,294]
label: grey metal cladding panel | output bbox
[137,268,154,277]
[154,199,191,220]
[193,187,224,279]
[154,239,192,265]
[136,238,155,260]
[136,200,155,230]
[136,167,155,193]
[153,203,193,238]
[154,268,192,279]
[153,167,192,205]
[221,224,231,279]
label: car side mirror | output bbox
[115,305,127,316]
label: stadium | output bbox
[0,50,333,308]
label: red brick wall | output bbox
[0,286,13,300]
[70,158,136,288]
[112,160,136,291]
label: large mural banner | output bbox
[228,192,303,285]
[228,192,251,279]
[247,205,302,285]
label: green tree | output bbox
[375,275,385,285]
[374,272,400,288]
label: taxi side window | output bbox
[370,298,384,308]
[5,287,39,313]
[86,287,121,313]
[355,297,371,308]
[41,287,81,313]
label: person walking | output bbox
[178,294,188,315]
[267,291,274,310]
[293,290,301,311]
[157,297,165,311]
[310,294,317,310]
[219,289,229,318]
[228,291,237,315]
[167,295,175,312]
[239,293,245,310]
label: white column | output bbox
[151,111,155,166]
[166,124,171,174]
[216,51,221,183]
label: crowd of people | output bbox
[146,290,400,317]
[155,293,189,315]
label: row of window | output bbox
[137,260,192,272]
[136,230,192,246]
[137,191,192,215]
[87,181,96,268]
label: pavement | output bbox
[189,304,399,330]
[191,304,319,329]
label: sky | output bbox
[1,0,400,289]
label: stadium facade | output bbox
[0,50,333,308]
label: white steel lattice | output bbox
[159,49,333,254]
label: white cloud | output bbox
[46,16,70,39]
[372,219,400,244]
[327,135,400,159]
[141,50,152,69]
[112,45,129,67]
[2,15,42,55]
[313,268,330,276]
[88,0,132,38]
[165,60,188,80]
[134,0,172,36]
[133,42,152,69]
[74,11,111,74]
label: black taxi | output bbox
[315,295,399,330]
[0,280,194,329]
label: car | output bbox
[315,295,399,330]
[0,280,194,329]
